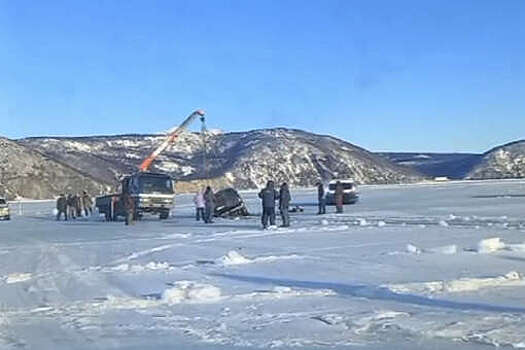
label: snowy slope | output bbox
[20,128,422,190]
[3,180,525,349]
[467,140,525,180]
[0,137,109,200]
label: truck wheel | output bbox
[159,211,169,220]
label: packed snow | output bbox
[2,179,525,349]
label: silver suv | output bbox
[0,198,10,220]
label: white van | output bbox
[325,179,359,205]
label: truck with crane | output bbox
[95,110,206,221]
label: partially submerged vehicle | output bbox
[325,179,359,205]
[0,197,10,220]
[96,172,175,221]
[214,188,249,217]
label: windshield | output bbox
[139,176,174,194]
[329,183,354,190]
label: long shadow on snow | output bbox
[213,273,525,314]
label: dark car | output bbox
[214,188,249,217]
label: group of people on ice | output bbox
[55,191,93,221]
[192,179,346,230]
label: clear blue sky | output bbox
[1,0,524,153]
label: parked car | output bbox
[0,198,10,220]
[325,179,359,205]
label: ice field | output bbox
[2,180,525,349]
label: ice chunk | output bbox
[438,220,449,227]
[162,281,221,304]
[477,237,505,253]
[218,250,252,266]
[427,245,457,255]
[406,244,422,255]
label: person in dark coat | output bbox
[316,181,326,215]
[335,180,344,213]
[203,186,215,224]
[67,194,76,219]
[82,191,93,216]
[122,190,135,225]
[74,193,83,217]
[56,194,68,221]
[258,180,279,229]
[279,182,291,227]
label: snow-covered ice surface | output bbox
[3,180,525,349]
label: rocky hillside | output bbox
[0,137,110,200]
[20,128,422,191]
[467,140,525,179]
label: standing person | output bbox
[56,194,68,221]
[193,189,205,221]
[74,193,82,217]
[279,182,291,227]
[203,186,215,224]
[82,190,93,216]
[258,180,279,229]
[335,180,344,213]
[122,190,135,226]
[316,181,326,215]
[67,194,76,219]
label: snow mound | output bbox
[162,281,222,304]
[218,250,252,266]
[217,250,301,266]
[358,218,368,226]
[320,219,329,226]
[398,244,457,255]
[438,220,449,227]
[110,261,173,272]
[386,271,524,295]
[477,237,506,253]
[3,273,32,284]
[406,244,422,255]
[377,221,386,227]
[427,244,457,255]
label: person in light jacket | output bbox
[193,189,206,221]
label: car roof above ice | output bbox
[328,179,355,184]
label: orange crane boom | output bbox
[139,109,205,172]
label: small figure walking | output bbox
[122,190,135,225]
[56,194,68,221]
[279,182,291,227]
[193,189,205,221]
[316,181,326,215]
[258,180,279,229]
[203,186,215,224]
[82,190,93,216]
[67,194,76,219]
[335,180,344,213]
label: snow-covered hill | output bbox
[0,137,109,200]
[20,128,422,190]
[467,140,525,180]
